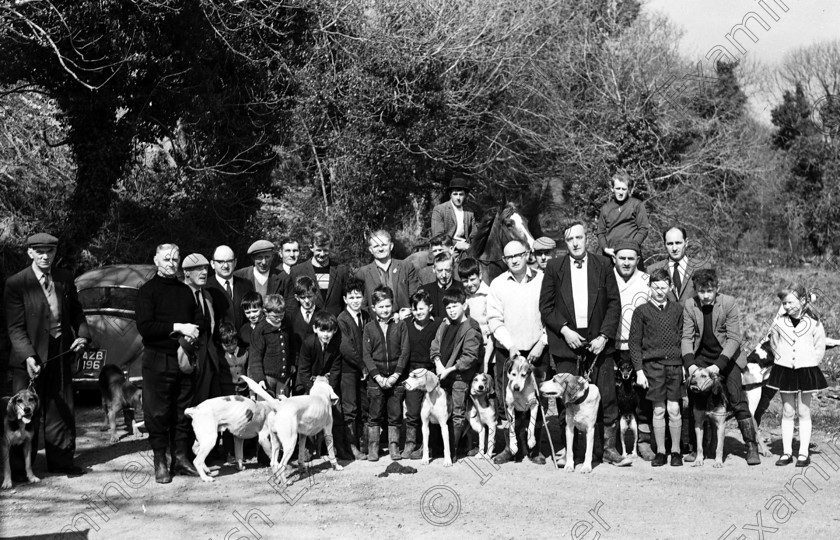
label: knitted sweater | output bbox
[628,300,683,370]
[596,197,650,250]
[136,274,203,354]
[248,319,292,382]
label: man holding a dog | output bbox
[487,240,548,465]
[4,233,91,478]
[540,221,631,467]
[681,269,761,465]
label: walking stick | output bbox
[531,371,560,470]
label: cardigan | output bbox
[596,197,650,251]
[769,314,826,369]
[628,301,684,371]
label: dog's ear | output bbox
[330,388,339,406]
[504,358,514,374]
[486,374,494,388]
[7,396,17,417]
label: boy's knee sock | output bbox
[668,411,682,454]
[798,414,812,457]
[781,415,794,456]
[652,413,666,455]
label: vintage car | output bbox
[73,264,157,389]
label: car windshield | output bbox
[78,287,138,312]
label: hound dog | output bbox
[185,391,277,482]
[468,373,496,457]
[689,368,728,468]
[98,364,143,444]
[615,358,639,459]
[404,368,451,466]
[1,388,41,489]
[742,337,778,458]
[504,356,539,457]
[242,375,343,485]
[541,373,600,473]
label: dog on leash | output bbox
[184,391,277,482]
[615,358,639,459]
[98,364,143,444]
[540,373,600,473]
[689,368,728,468]
[467,373,496,458]
[242,375,343,485]
[1,388,41,489]
[404,368,451,466]
[504,357,539,457]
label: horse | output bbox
[406,200,538,284]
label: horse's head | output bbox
[499,202,535,250]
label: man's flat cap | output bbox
[247,240,275,255]
[447,177,470,192]
[533,237,556,251]
[27,233,58,248]
[614,239,641,254]
[182,253,210,269]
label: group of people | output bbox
[3,173,830,487]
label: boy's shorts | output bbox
[643,360,683,402]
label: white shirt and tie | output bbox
[570,256,589,329]
[669,258,687,296]
[215,275,233,299]
[33,265,61,338]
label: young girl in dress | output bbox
[767,283,828,467]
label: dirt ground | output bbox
[2,396,839,540]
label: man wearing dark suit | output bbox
[418,254,465,318]
[647,226,712,306]
[539,221,630,467]
[356,229,420,318]
[183,253,221,406]
[233,240,286,298]
[647,225,712,458]
[295,315,342,394]
[431,177,475,252]
[208,245,254,333]
[286,229,349,316]
[4,233,90,476]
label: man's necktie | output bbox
[42,273,51,293]
[573,259,584,269]
[305,310,312,323]
[195,290,205,315]
[357,313,363,328]
[225,280,232,298]
[672,263,682,296]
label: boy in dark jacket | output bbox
[431,288,482,460]
[362,286,409,461]
[239,291,263,348]
[337,278,370,459]
[248,294,293,398]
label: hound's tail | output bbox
[240,375,285,412]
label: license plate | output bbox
[79,349,107,372]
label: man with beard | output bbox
[136,244,203,483]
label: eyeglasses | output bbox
[213,259,235,265]
[503,251,528,262]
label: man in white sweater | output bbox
[486,241,548,464]
[612,240,654,460]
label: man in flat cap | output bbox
[136,243,203,483]
[234,240,287,298]
[183,254,221,406]
[207,245,254,333]
[530,236,556,272]
[4,233,90,477]
[431,177,475,252]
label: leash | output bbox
[576,350,596,383]
[530,372,559,470]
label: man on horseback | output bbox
[431,177,475,253]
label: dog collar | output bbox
[571,387,589,405]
